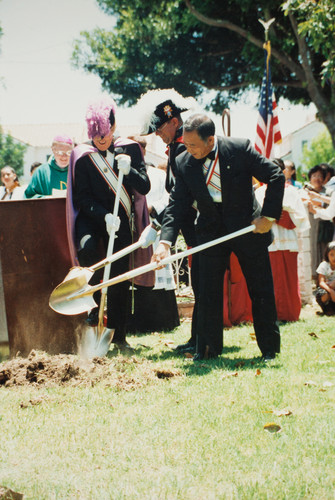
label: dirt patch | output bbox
[0,486,23,499]
[300,302,321,319]
[0,350,182,389]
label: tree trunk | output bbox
[319,110,335,150]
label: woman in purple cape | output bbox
[66,97,153,349]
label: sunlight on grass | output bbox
[0,311,334,499]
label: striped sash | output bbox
[193,147,221,210]
[89,151,132,219]
[203,148,221,199]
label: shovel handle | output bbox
[90,230,140,273]
[102,170,124,283]
[69,225,255,301]
[98,168,124,330]
[89,227,160,273]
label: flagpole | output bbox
[258,18,275,80]
[255,17,282,159]
[258,17,275,42]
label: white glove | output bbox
[138,224,158,248]
[116,154,131,175]
[105,213,120,235]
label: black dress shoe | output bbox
[193,345,218,361]
[86,308,99,327]
[175,341,196,353]
[113,340,135,351]
[262,352,276,362]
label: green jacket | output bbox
[24,156,68,198]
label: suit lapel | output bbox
[186,155,213,203]
[217,137,233,211]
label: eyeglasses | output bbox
[53,150,72,157]
[156,120,170,134]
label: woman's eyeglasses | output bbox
[53,150,72,157]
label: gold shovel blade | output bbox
[49,267,97,315]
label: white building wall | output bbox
[22,146,51,182]
[281,121,327,168]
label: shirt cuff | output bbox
[160,240,172,247]
[263,216,276,222]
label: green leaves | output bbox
[71,0,335,145]
[283,0,335,87]
[0,127,27,177]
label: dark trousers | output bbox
[76,216,131,342]
[196,241,280,357]
[189,253,200,344]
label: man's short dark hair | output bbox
[320,163,335,178]
[184,114,215,141]
[30,162,42,174]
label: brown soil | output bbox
[0,350,182,389]
[300,301,321,319]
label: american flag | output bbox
[255,41,282,159]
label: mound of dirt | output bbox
[0,350,182,389]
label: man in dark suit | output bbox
[153,113,285,361]
[138,89,199,353]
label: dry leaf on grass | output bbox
[249,332,256,341]
[255,369,262,377]
[263,422,282,433]
[304,380,317,386]
[331,345,335,350]
[222,371,238,379]
[308,332,319,338]
[184,352,194,359]
[272,408,292,417]
[164,341,175,347]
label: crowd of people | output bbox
[1,88,335,362]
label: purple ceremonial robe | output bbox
[66,138,154,287]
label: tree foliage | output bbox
[0,127,27,177]
[300,130,335,174]
[71,0,335,145]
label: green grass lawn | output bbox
[0,307,335,499]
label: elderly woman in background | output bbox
[0,166,25,200]
[302,165,334,279]
[24,135,74,198]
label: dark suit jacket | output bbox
[162,131,197,246]
[161,136,285,254]
[166,139,186,193]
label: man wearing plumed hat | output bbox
[137,89,199,354]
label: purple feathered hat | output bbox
[85,97,117,139]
